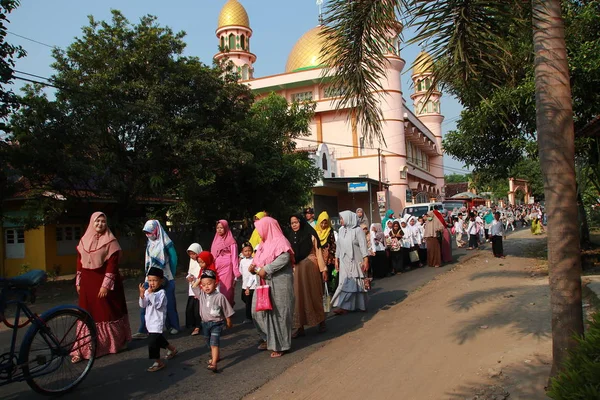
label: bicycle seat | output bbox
[3,270,47,288]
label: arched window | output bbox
[220,36,225,50]
[240,34,246,50]
[322,153,328,171]
[228,34,235,50]
[424,78,431,90]
[241,65,249,80]
[417,100,426,115]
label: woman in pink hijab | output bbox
[248,217,295,358]
[211,220,241,306]
[72,212,131,362]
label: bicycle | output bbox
[0,269,97,395]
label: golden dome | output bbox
[217,0,250,29]
[412,51,433,76]
[285,26,327,73]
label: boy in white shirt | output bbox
[139,267,177,372]
[239,242,257,323]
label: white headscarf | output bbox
[186,243,203,278]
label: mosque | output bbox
[215,0,445,222]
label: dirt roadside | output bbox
[246,230,552,400]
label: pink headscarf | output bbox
[253,217,294,268]
[211,219,237,258]
[77,212,121,269]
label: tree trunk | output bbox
[577,190,590,248]
[532,0,583,379]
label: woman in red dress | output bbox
[72,212,131,361]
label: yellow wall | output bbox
[44,224,78,276]
[2,225,144,278]
[3,227,47,278]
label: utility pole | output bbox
[378,148,382,191]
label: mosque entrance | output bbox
[508,178,530,205]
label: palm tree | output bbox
[321,0,582,377]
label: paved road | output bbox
[0,230,522,399]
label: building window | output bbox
[56,225,82,256]
[324,86,346,98]
[417,100,426,115]
[322,153,328,171]
[228,34,235,50]
[241,65,249,80]
[291,91,313,102]
[5,228,25,259]
[220,36,225,50]
[240,34,246,50]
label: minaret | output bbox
[214,0,256,80]
[410,51,445,191]
[371,21,406,213]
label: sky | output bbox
[5,0,470,174]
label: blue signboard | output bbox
[348,182,369,193]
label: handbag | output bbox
[255,278,272,312]
[322,282,331,313]
[409,250,420,263]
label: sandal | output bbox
[333,309,348,315]
[207,358,221,365]
[257,341,268,350]
[207,363,218,373]
[191,328,200,336]
[270,351,284,358]
[71,355,82,364]
[317,323,327,333]
[164,348,178,360]
[147,362,165,372]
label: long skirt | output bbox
[331,258,368,312]
[426,238,442,267]
[185,296,201,329]
[252,255,294,352]
[293,254,325,329]
[371,251,388,279]
[215,254,236,306]
[441,228,453,263]
[390,250,403,273]
[76,266,131,358]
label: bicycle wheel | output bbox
[21,308,97,395]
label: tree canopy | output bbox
[442,0,600,184]
[4,10,321,230]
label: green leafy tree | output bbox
[0,0,26,222]
[321,0,584,378]
[6,10,320,230]
[444,173,471,184]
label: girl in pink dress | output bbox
[211,220,241,306]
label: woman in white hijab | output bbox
[331,210,369,315]
[185,243,203,335]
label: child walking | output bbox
[186,243,203,336]
[139,267,177,372]
[193,269,234,372]
[239,242,257,324]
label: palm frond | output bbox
[320,0,408,146]
[407,0,526,100]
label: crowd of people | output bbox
[71,203,542,373]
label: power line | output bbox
[15,70,54,82]
[7,31,57,49]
